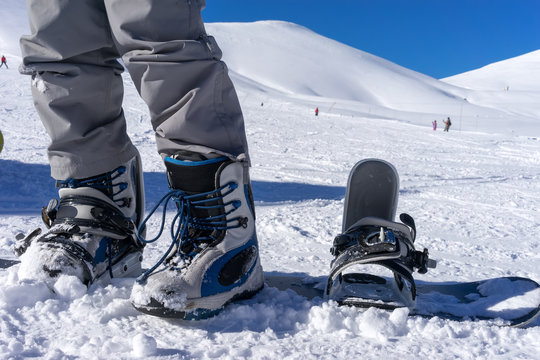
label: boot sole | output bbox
[132,264,264,320]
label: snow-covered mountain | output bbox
[441,50,540,121]
[209,21,461,109]
[1,2,539,359]
[206,21,540,136]
[443,50,540,91]
[2,1,539,135]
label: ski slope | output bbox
[206,21,540,137]
[0,4,539,359]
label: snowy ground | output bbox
[0,7,539,359]
[1,65,539,358]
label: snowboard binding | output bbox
[14,156,145,286]
[267,159,539,327]
[325,159,436,308]
[326,214,436,307]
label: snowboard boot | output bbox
[15,154,145,286]
[131,153,264,319]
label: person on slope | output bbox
[443,117,452,132]
[432,120,437,131]
[17,0,263,320]
[0,55,7,69]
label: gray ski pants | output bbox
[20,0,249,179]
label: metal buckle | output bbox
[365,227,397,247]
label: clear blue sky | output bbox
[202,0,540,79]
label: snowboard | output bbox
[266,159,540,327]
[0,129,3,153]
[0,258,18,268]
[1,259,538,327]
[265,274,540,327]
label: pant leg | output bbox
[20,0,138,179]
[104,0,250,162]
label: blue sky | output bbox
[202,0,540,79]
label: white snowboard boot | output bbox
[131,154,264,319]
[16,154,145,286]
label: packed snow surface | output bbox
[1,3,540,359]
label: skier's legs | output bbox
[104,0,250,162]
[20,0,138,179]
[17,1,146,287]
[102,0,262,317]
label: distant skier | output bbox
[432,120,437,131]
[315,107,319,116]
[443,117,452,132]
[0,55,7,69]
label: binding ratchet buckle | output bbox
[366,228,396,246]
[326,216,437,302]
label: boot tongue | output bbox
[164,155,231,253]
[164,156,229,193]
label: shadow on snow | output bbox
[0,160,345,215]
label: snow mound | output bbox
[208,21,462,112]
[442,50,540,91]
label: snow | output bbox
[1,2,540,359]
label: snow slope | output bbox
[441,50,540,120]
[1,3,540,359]
[209,21,460,109]
[206,21,540,136]
[443,50,540,92]
[0,0,26,58]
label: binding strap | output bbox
[44,195,135,240]
[326,216,436,301]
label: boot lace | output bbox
[136,182,247,283]
[55,165,131,208]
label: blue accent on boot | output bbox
[200,235,259,297]
[164,156,229,166]
[93,238,109,264]
[55,165,130,208]
[182,307,223,321]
